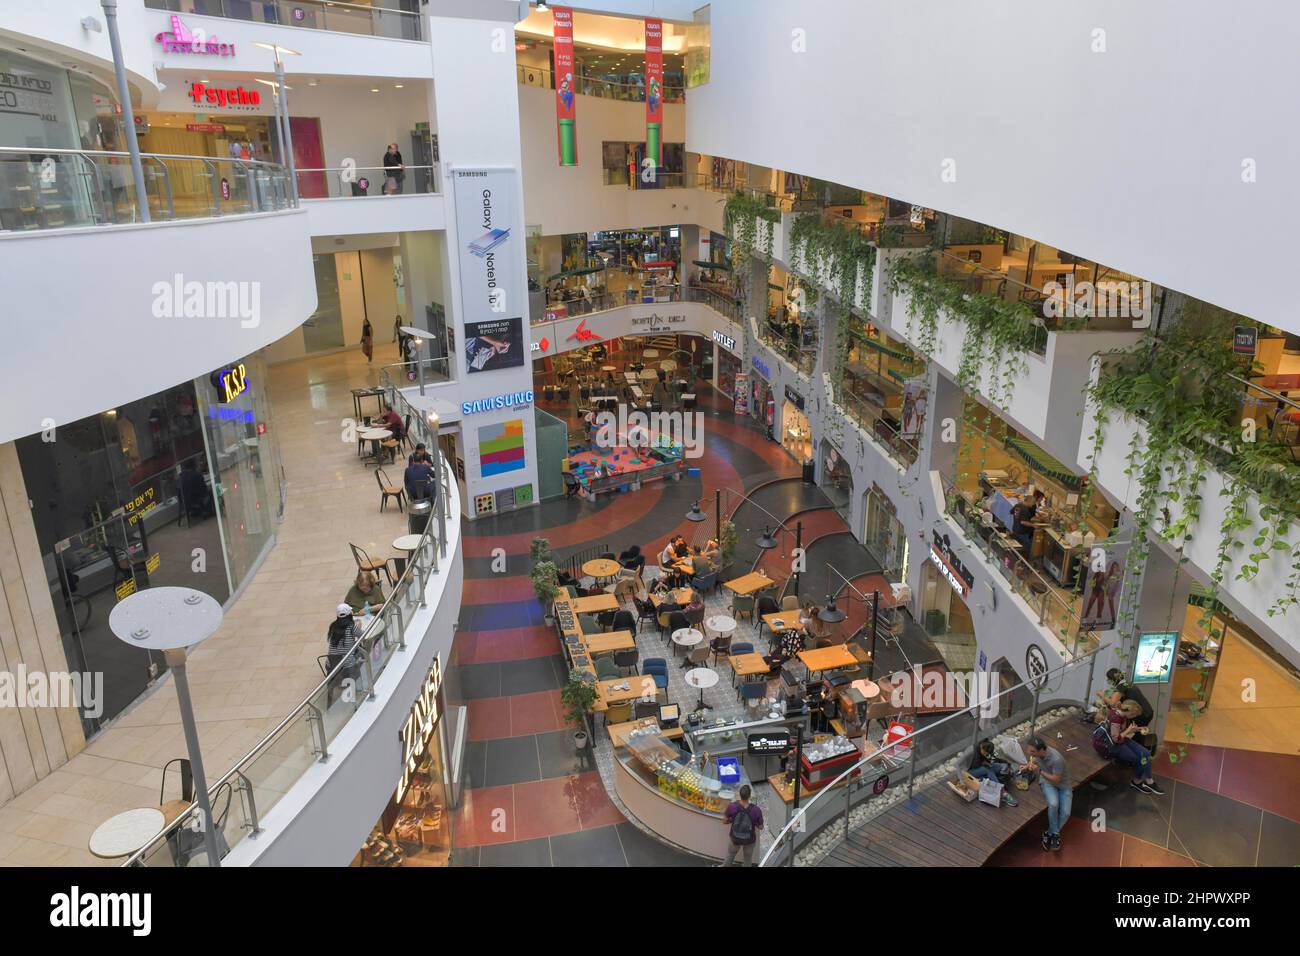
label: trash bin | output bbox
[408,499,432,536]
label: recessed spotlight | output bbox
[394,83,403,88]
[370,88,380,93]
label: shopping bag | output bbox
[978,777,1004,807]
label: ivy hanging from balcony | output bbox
[723,191,778,261]
[1086,304,1300,761]
[888,252,1034,411]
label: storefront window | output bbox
[194,352,284,586]
[782,396,811,463]
[357,660,453,867]
[14,376,243,736]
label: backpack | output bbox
[729,804,754,842]
[1091,723,1117,759]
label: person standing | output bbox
[360,317,374,364]
[721,784,764,866]
[1022,736,1070,851]
[393,313,404,344]
[383,142,405,195]
[326,605,361,702]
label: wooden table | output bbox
[651,588,694,608]
[572,593,620,613]
[583,558,622,581]
[761,611,803,634]
[581,630,636,655]
[798,645,860,674]
[729,652,769,678]
[724,572,778,596]
[89,807,166,860]
[607,717,684,748]
[595,675,659,711]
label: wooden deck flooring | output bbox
[818,716,1110,867]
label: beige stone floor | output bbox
[0,342,413,866]
[1165,607,1300,756]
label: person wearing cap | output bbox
[326,604,362,700]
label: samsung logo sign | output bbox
[462,390,533,416]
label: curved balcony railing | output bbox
[144,0,423,41]
[122,384,452,866]
[685,283,741,322]
[533,283,682,325]
[296,165,440,199]
[758,643,1107,866]
[516,63,685,103]
[0,147,293,231]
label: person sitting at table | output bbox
[618,545,646,572]
[344,570,386,613]
[379,404,405,441]
[408,442,430,465]
[700,539,721,565]
[658,541,681,583]
[404,453,437,502]
[683,589,705,618]
[325,604,362,700]
[1011,489,1045,551]
[800,603,829,647]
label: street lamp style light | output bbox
[400,325,428,395]
[100,0,149,222]
[108,587,224,866]
[252,42,301,202]
[819,598,847,624]
[755,525,778,550]
[685,501,707,522]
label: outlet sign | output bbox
[712,329,736,352]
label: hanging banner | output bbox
[644,17,664,169]
[552,7,578,166]
[451,167,527,377]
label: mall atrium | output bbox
[0,0,1297,883]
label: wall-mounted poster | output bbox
[1079,552,1124,630]
[900,377,929,441]
[1133,631,1176,683]
[734,372,749,416]
[478,419,526,477]
[464,316,524,373]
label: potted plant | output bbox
[719,518,739,563]
[561,669,598,750]
[529,536,554,565]
[531,559,560,625]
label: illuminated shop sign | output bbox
[629,312,686,331]
[751,356,772,379]
[156,16,236,56]
[398,659,442,802]
[712,329,736,352]
[784,385,805,411]
[567,318,600,343]
[929,530,973,598]
[216,364,249,403]
[462,389,534,417]
[187,83,261,109]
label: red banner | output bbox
[552,7,578,166]
[644,18,663,169]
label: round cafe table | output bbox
[705,614,737,642]
[582,558,622,584]
[684,666,719,712]
[358,427,391,463]
[660,359,677,372]
[642,349,660,359]
[601,365,617,373]
[671,627,704,656]
[89,807,166,860]
[392,534,422,552]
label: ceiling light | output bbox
[537,2,549,10]
[394,83,403,88]
[370,88,380,93]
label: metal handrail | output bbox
[757,641,1108,866]
[143,0,424,40]
[121,415,453,866]
[516,63,686,102]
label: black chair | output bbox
[610,609,635,632]
[667,610,689,640]
[160,758,194,805]
[375,467,405,513]
[739,680,768,706]
[401,413,413,450]
[633,596,658,634]
[634,700,660,721]
[613,649,639,676]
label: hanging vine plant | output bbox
[723,191,778,323]
[1086,304,1300,760]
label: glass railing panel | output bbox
[296,165,439,198]
[144,0,423,41]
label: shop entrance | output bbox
[818,438,853,521]
[54,512,166,736]
[920,561,978,673]
[863,485,907,581]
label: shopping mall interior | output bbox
[0,0,1297,891]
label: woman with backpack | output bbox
[721,784,763,866]
[1095,699,1165,795]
